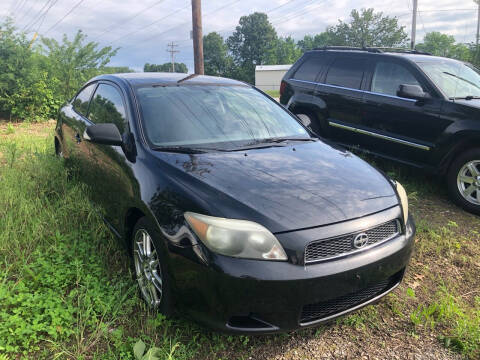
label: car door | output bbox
[360,58,448,165]
[84,82,136,231]
[59,83,97,162]
[317,54,369,144]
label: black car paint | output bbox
[281,50,480,174]
[55,73,414,333]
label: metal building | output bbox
[255,65,292,92]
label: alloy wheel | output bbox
[457,160,480,205]
[133,229,163,307]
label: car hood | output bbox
[152,141,398,233]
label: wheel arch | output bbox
[439,132,480,174]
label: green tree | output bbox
[416,32,471,61]
[0,18,33,119]
[40,30,118,100]
[297,33,336,52]
[266,36,302,64]
[203,32,232,77]
[326,8,408,48]
[227,12,278,83]
[144,62,188,73]
[101,66,135,73]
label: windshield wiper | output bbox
[443,71,480,91]
[450,95,480,100]
[151,146,210,154]
[261,137,317,143]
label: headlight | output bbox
[184,212,288,261]
[395,181,409,225]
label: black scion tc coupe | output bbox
[55,72,415,333]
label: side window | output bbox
[88,84,127,134]
[372,61,421,97]
[325,57,366,89]
[73,83,96,116]
[293,55,328,82]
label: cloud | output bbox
[1,0,474,72]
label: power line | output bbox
[44,0,86,34]
[117,0,241,51]
[32,0,60,34]
[108,2,190,45]
[94,0,168,41]
[23,0,54,32]
[16,0,37,23]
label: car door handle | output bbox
[75,133,82,143]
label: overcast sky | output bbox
[1,0,477,72]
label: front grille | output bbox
[300,271,402,324]
[304,219,399,263]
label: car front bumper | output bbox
[170,210,415,334]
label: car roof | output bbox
[91,72,247,87]
[305,49,463,65]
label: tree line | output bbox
[203,9,480,84]
[1,8,479,122]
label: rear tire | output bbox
[131,217,174,315]
[447,148,480,215]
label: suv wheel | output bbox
[132,217,173,314]
[448,148,480,214]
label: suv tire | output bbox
[447,148,480,215]
[131,217,174,314]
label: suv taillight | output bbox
[280,80,286,97]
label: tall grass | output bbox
[0,129,200,358]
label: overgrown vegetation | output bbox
[1,123,479,359]
[0,19,117,122]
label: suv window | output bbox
[372,61,421,97]
[88,83,127,134]
[73,83,96,116]
[325,57,366,89]
[293,55,328,82]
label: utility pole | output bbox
[410,0,418,49]
[474,0,480,63]
[167,42,179,72]
[475,1,480,47]
[191,0,204,74]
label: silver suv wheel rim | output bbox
[457,160,480,205]
[133,229,163,307]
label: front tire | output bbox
[132,217,173,314]
[447,148,480,215]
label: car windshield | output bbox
[136,85,309,149]
[417,59,480,99]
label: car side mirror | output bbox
[397,84,426,100]
[296,114,311,128]
[83,123,123,146]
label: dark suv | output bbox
[280,47,480,215]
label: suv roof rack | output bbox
[312,46,431,55]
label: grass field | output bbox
[264,90,280,98]
[0,122,479,359]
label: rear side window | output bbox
[371,61,421,96]
[325,57,367,89]
[88,84,127,134]
[293,55,327,81]
[73,83,96,116]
